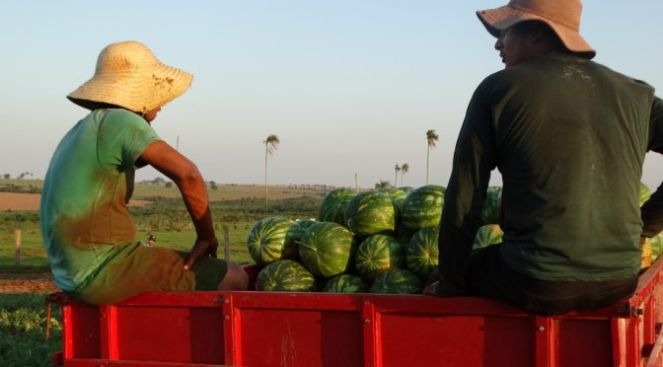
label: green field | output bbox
[0,180,325,270]
[0,294,61,367]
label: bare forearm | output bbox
[174,169,215,239]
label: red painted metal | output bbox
[50,259,663,367]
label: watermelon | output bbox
[394,224,416,245]
[319,188,356,225]
[399,186,415,194]
[323,274,368,293]
[472,224,504,250]
[369,268,424,294]
[354,234,405,281]
[378,187,410,213]
[406,227,439,280]
[344,191,396,236]
[480,186,502,225]
[285,219,317,255]
[256,260,316,292]
[246,216,296,266]
[640,182,652,207]
[299,222,355,277]
[651,232,663,262]
[401,185,445,229]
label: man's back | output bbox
[480,53,655,281]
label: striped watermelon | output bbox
[319,188,356,225]
[285,219,317,256]
[640,182,652,207]
[299,222,355,277]
[378,187,410,213]
[344,191,396,236]
[480,186,502,225]
[401,185,445,230]
[256,260,316,292]
[246,216,296,266]
[354,234,405,281]
[369,268,424,294]
[472,224,504,250]
[323,274,368,293]
[406,227,439,280]
[652,232,663,262]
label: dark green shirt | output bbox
[439,53,663,286]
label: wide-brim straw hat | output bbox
[67,41,193,113]
[476,0,596,59]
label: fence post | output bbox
[14,229,21,265]
[223,226,230,262]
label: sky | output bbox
[1,0,662,190]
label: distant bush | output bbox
[0,184,41,193]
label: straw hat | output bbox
[67,41,193,112]
[476,0,595,59]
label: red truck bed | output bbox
[51,258,663,367]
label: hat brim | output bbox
[476,6,596,59]
[67,62,193,113]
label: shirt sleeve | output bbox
[437,78,498,291]
[641,96,663,237]
[97,109,161,170]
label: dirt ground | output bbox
[0,192,41,211]
[0,272,59,293]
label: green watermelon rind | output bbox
[319,188,357,225]
[480,186,502,225]
[246,216,296,266]
[299,222,355,278]
[640,182,652,207]
[472,224,504,250]
[344,191,396,236]
[354,234,405,281]
[256,260,316,292]
[401,185,445,230]
[369,268,424,294]
[406,227,440,281]
[322,274,368,293]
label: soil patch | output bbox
[0,272,59,293]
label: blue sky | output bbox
[1,1,662,189]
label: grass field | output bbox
[0,293,62,367]
[0,179,326,270]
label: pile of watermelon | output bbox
[248,181,662,294]
[247,185,444,294]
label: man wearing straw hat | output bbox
[40,41,249,304]
[425,0,663,314]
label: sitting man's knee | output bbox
[218,262,249,291]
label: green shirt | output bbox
[439,53,663,285]
[40,109,160,292]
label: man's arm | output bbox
[641,96,663,238]
[434,81,497,294]
[139,140,217,270]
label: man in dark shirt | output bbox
[425,0,663,314]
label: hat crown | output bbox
[95,41,159,74]
[508,0,582,30]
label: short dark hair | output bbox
[511,20,568,53]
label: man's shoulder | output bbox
[101,108,146,124]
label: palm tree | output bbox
[394,164,401,187]
[400,163,409,186]
[375,180,392,190]
[263,134,280,211]
[426,130,439,184]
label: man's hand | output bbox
[184,237,219,270]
